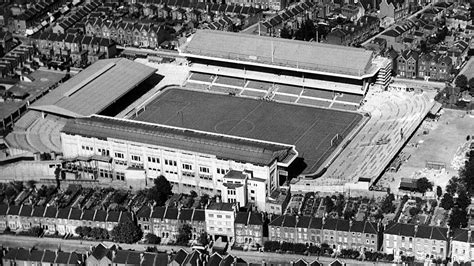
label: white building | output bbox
[60,115,297,212]
[204,201,236,241]
[451,229,473,264]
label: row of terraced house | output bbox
[27,32,118,66]
[0,204,131,236]
[2,203,474,264]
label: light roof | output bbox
[30,58,156,117]
[182,30,374,77]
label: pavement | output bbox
[0,234,392,265]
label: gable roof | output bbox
[30,58,156,118]
[183,30,374,78]
[192,209,205,222]
[151,206,165,219]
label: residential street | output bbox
[0,235,391,265]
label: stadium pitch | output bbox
[134,88,363,174]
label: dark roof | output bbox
[363,222,378,234]
[178,209,193,221]
[42,250,56,263]
[151,206,165,219]
[19,205,33,216]
[0,204,8,215]
[336,219,350,232]
[207,202,234,211]
[350,221,365,233]
[269,215,284,226]
[164,207,178,220]
[44,206,57,218]
[385,222,416,237]
[113,250,129,264]
[91,244,110,260]
[452,229,469,242]
[7,205,21,215]
[57,208,70,219]
[32,206,46,217]
[431,226,448,241]
[81,209,95,221]
[93,210,107,222]
[106,211,121,222]
[192,209,205,222]
[235,212,248,224]
[29,250,44,262]
[415,225,431,238]
[296,216,311,228]
[248,212,263,225]
[207,253,222,266]
[282,215,297,227]
[4,248,19,260]
[137,206,151,218]
[69,208,82,220]
[172,249,188,264]
[55,252,71,264]
[323,219,337,230]
[127,252,141,265]
[16,248,30,261]
[309,217,323,229]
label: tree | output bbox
[189,190,198,198]
[456,189,471,210]
[416,177,433,194]
[455,74,468,90]
[146,175,173,206]
[460,150,474,194]
[436,186,443,199]
[323,196,335,213]
[28,226,43,237]
[26,180,37,189]
[409,207,420,216]
[145,233,161,244]
[176,224,192,245]
[381,193,395,213]
[198,231,209,246]
[111,219,143,244]
[448,207,468,229]
[446,177,460,195]
[280,27,292,39]
[469,77,474,91]
[199,194,209,207]
[440,193,454,210]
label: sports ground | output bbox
[134,88,363,174]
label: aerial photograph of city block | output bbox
[0,0,472,265]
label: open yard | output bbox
[393,109,473,189]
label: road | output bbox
[361,3,433,46]
[0,234,391,265]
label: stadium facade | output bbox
[61,114,297,212]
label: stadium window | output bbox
[131,155,141,161]
[165,159,169,165]
[114,152,124,159]
[199,166,210,173]
[182,163,192,170]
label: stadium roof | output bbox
[133,88,362,174]
[181,30,374,78]
[30,58,156,118]
[61,115,297,167]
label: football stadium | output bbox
[1,30,433,207]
